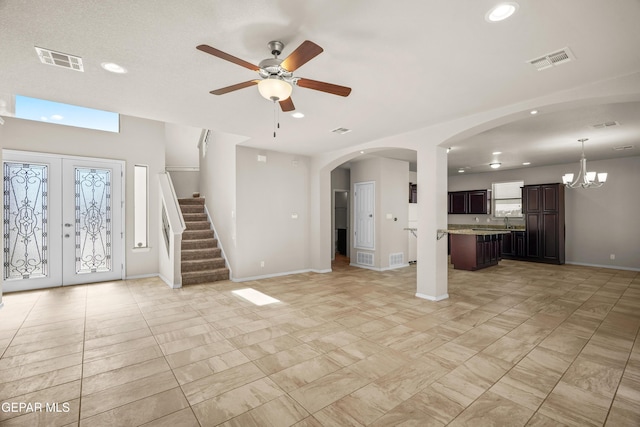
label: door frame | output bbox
[3,149,126,292]
[331,189,349,260]
[353,180,375,250]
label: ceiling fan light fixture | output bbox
[258,77,292,101]
[490,162,501,169]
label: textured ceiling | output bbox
[1,1,639,173]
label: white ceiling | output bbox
[1,1,640,174]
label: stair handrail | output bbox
[163,171,186,231]
[158,171,186,288]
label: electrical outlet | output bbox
[260,261,265,267]
[610,254,615,260]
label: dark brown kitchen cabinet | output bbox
[501,231,514,256]
[476,234,501,268]
[448,191,468,214]
[450,233,502,270]
[468,190,490,214]
[522,183,565,264]
[448,190,491,214]
[501,230,526,259]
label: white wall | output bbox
[168,170,199,198]
[234,146,311,279]
[165,123,201,198]
[448,156,640,270]
[350,157,409,270]
[165,123,200,167]
[0,115,166,278]
[198,130,247,278]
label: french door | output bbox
[3,151,124,292]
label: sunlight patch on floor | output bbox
[231,288,281,306]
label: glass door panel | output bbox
[2,151,123,292]
[63,158,122,285]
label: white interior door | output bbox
[354,181,375,249]
[3,152,123,292]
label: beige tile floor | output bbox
[0,257,638,426]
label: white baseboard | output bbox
[232,268,329,282]
[348,263,410,272]
[565,261,640,272]
[126,273,185,288]
[415,292,449,301]
[125,273,159,280]
[310,268,332,274]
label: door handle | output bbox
[64,223,73,227]
[64,234,70,238]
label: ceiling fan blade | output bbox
[296,78,352,97]
[210,80,259,95]
[279,97,295,112]
[280,40,323,72]
[197,44,260,72]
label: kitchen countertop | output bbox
[447,229,512,236]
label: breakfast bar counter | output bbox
[448,229,512,271]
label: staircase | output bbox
[178,197,229,285]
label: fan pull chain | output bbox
[273,99,277,138]
[272,98,281,138]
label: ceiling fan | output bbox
[196,40,351,112]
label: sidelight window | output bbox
[134,165,148,248]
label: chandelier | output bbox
[562,138,607,188]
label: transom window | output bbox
[15,95,120,133]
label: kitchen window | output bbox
[492,180,523,218]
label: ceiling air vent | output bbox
[35,46,84,72]
[592,121,619,129]
[527,47,574,71]
[613,145,634,151]
[331,127,352,134]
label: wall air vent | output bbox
[527,47,574,71]
[613,145,634,151]
[592,121,619,129]
[389,252,405,268]
[35,47,84,72]
[356,251,374,266]
[332,127,352,134]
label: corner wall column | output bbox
[416,145,449,300]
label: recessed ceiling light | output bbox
[490,162,501,169]
[291,112,304,118]
[101,62,127,74]
[522,162,531,165]
[492,151,502,155]
[486,2,519,22]
[360,151,365,154]
[530,110,538,115]
[458,169,465,173]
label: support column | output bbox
[416,145,449,300]
[309,162,332,273]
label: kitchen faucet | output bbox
[504,216,511,229]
